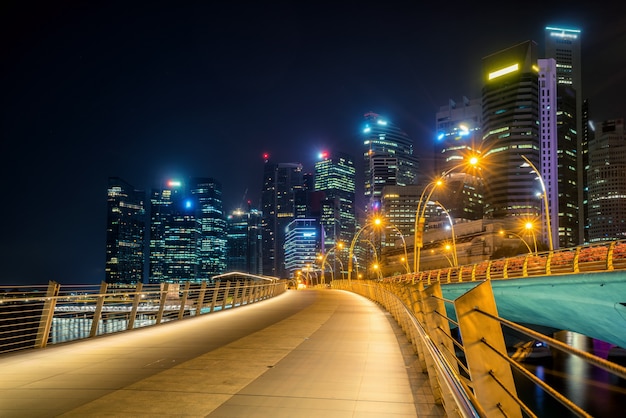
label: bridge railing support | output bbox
[34,281,60,349]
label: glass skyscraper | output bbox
[314,151,356,250]
[482,41,542,224]
[434,97,484,221]
[149,178,227,283]
[226,207,262,274]
[587,119,626,241]
[362,111,419,213]
[105,177,145,284]
[544,26,583,246]
[261,158,305,278]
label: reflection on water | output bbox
[515,331,626,417]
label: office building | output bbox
[284,218,320,281]
[381,184,419,250]
[544,26,583,247]
[362,111,419,213]
[190,178,228,277]
[434,97,484,220]
[149,178,227,283]
[587,119,626,241]
[226,207,263,274]
[105,177,146,284]
[314,151,357,250]
[482,41,543,239]
[261,157,305,278]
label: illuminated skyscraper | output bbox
[149,178,227,283]
[434,97,484,221]
[362,111,419,212]
[544,26,583,246]
[226,206,262,274]
[587,119,626,241]
[261,157,305,278]
[284,218,320,280]
[190,178,227,277]
[105,177,145,284]
[482,41,542,225]
[314,151,356,249]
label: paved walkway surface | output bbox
[0,289,445,417]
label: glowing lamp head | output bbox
[318,151,329,160]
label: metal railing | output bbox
[333,278,626,417]
[387,239,626,284]
[0,275,286,354]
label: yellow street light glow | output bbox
[488,63,519,80]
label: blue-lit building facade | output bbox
[105,177,146,284]
[284,218,320,281]
[149,178,227,283]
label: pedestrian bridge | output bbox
[2,243,626,416]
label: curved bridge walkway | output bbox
[0,289,444,418]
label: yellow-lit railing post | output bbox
[35,281,60,349]
[454,281,522,417]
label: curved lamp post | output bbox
[319,244,346,284]
[521,155,554,252]
[498,229,533,255]
[434,200,457,266]
[413,156,479,277]
[386,224,411,273]
[347,218,382,284]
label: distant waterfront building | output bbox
[587,119,626,241]
[362,111,419,213]
[149,178,227,283]
[314,151,357,250]
[226,206,263,274]
[434,97,484,221]
[261,157,305,278]
[284,218,320,281]
[105,177,145,284]
[544,25,583,247]
[482,41,543,235]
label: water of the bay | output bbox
[513,331,626,417]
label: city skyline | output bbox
[2,2,626,284]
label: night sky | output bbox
[2,1,625,285]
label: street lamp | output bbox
[413,156,479,276]
[318,243,346,284]
[385,223,411,273]
[521,155,554,252]
[434,200,457,266]
[524,221,538,255]
[347,217,382,284]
